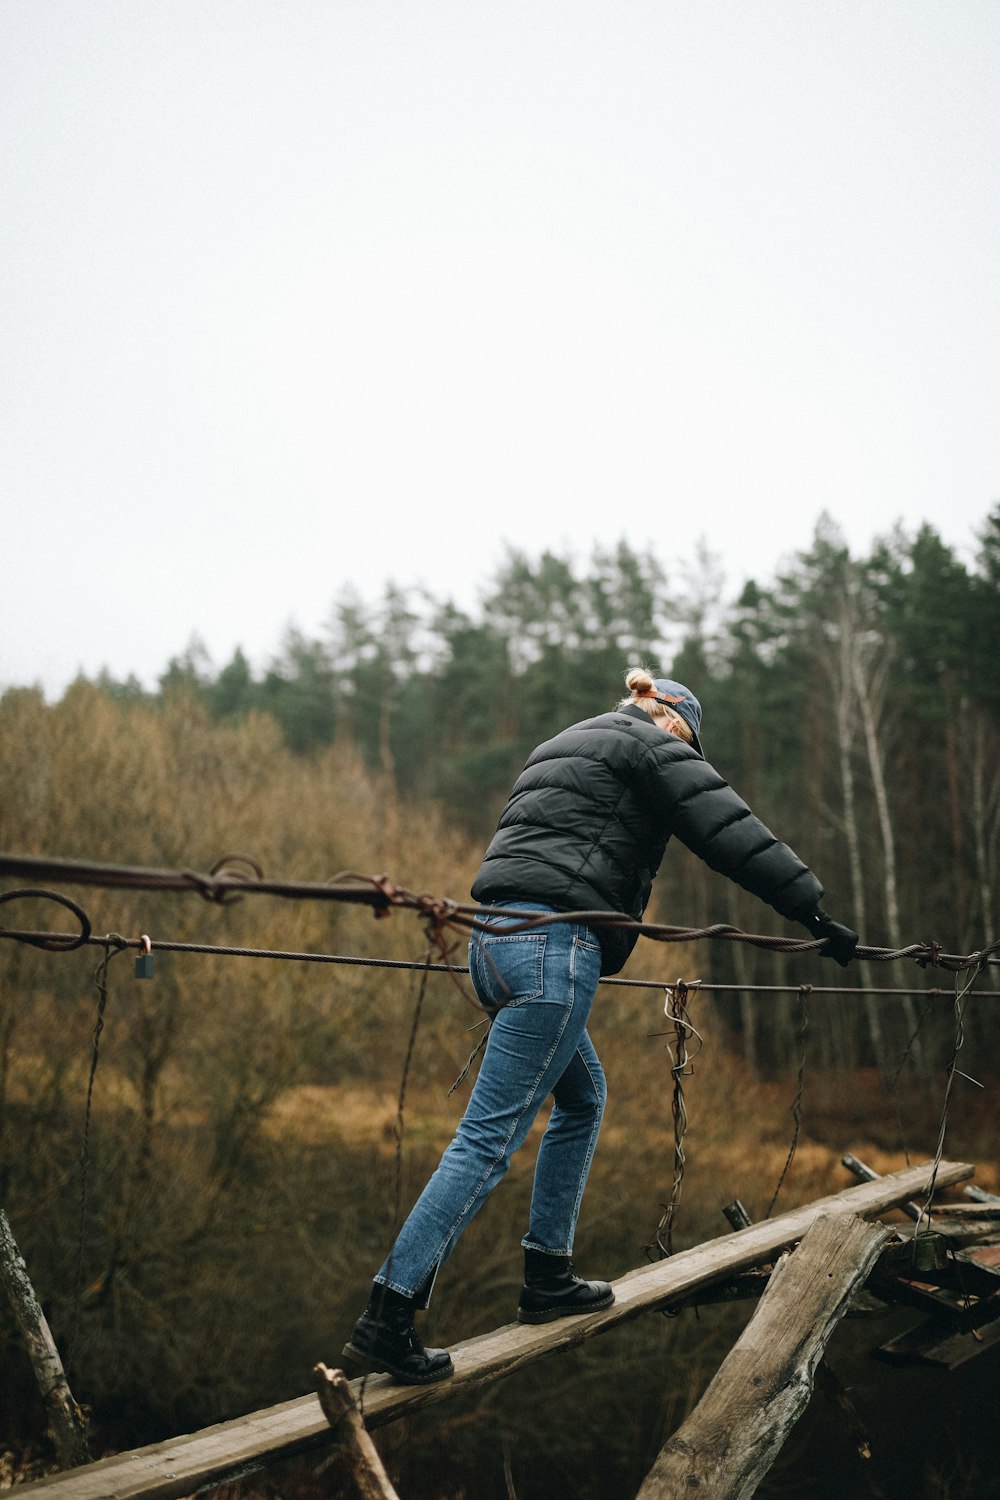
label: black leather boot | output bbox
[341,1284,454,1385]
[517,1249,615,1324]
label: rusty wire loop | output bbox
[645,980,704,1262]
[0,887,92,950]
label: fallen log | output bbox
[636,1213,891,1499]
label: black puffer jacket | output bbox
[471,705,823,975]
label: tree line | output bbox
[89,509,999,978]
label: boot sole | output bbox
[340,1341,454,1385]
[516,1290,615,1324]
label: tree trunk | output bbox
[970,710,1000,944]
[0,1209,91,1469]
[849,635,922,1060]
[834,608,878,1070]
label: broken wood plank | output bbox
[964,1185,1000,1205]
[722,1200,754,1231]
[842,1152,923,1219]
[965,1241,1000,1268]
[893,1215,1000,1248]
[869,1275,983,1319]
[877,1318,1000,1369]
[922,1201,1000,1218]
[18,1158,973,1500]
[665,1270,771,1311]
[635,1213,891,1499]
[312,1364,400,1500]
[910,1316,1000,1369]
[0,1208,90,1469]
[868,1236,1000,1301]
[875,1294,1000,1368]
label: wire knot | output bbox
[916,939,942,970]
[414,892,462,962]
[369,873,403,919]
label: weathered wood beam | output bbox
[964,1185,1000,1205]
[842,1152,923,1219]
[668,1232,957,1316]
[636,1213,891,1499]
[19,1159,973,1500]
[312,1365,400,1500]
[893,1215,1000,1247]
[876,1292,1000,1368]
[0,1208,91,1469]
[922,1201,1000,1219]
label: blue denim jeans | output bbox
[374,903,606,1300]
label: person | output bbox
[341,667,857,1384]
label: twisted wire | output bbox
[645,981,704,1260]
[912,959,989,1239]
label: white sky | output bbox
[2,1,998,697]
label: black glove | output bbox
[799,907,859,968]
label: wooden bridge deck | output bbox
[22,1159,973,1500]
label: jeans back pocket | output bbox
[470,931,547,1011]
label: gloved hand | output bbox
[799,907,859,968]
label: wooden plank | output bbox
[893,1215,1000,1248]
[842,1152,923,1220]
[19,1158,973,1500]
[966,1242,1000,1269]
[964,1185,1000,1205]
[925,1201,1000,1219]
[917,1315,1000,1369]
[876,1295,1000,1368]
[635,1213,891,1499]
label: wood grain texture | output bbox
[20,1158,973,1500]
[635,1213,891,1499]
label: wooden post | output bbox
[312,1364,401,1500]
[636,1213,891,1499]
[0,1208,91,1469]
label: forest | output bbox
[1,509,998,1497]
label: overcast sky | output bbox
[2,1,997,697]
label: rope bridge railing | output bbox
[1,852,998,976]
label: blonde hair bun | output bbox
[624,666,656,695]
